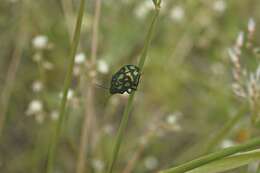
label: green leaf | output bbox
[159,137,260,173]
[188,149,260,173]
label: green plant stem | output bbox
[138,8,160,70]
[204,106,247,154]
[76,0,101,172]
[106,6,161,173]
[0,3,27,136]
[159,137,260,173]
[188,149,260,173]
[107,93,135,173]
[46,0,85,172]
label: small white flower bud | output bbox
[134,1,154,19]
[59,89,74,100]
[32,80,44,92]
[170,6,185,22]
[97,59,109,74]
[213,0,226,13]
[26,100,43,116]
[144,156,158,170]
[75,53,86,65]
[228,48,239,63]
[248,18,256,33]
[220,139,235,148]
[92,159,105,172]
[50,110,59,120]
[236,32,244,48]
[32,35,48,50]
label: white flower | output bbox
[166,112,182,131]
[26,100,43,116]
[228,48,239,63]
[236,32,244,48]
[166,111,182,124]
[68,89,74,99]
[97,59,109,74]
[248,18,256,33]
[232,83,246,98]
[166,114,178,125]
[134,0,154,19]
[59,89,74,100]
[248,73,257,98]
[92,159,105,172]
[220,139,235,148]
[75,53,86,65]
[170,6,185,22]
[213,0,226,13]
[32,35,48,49]
[50,110,59,120]
[144,156,158,170]
[32,80,44,92]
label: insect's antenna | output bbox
[95,83,110,90]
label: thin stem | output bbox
[204,106,247,154]
[0,3,27,136]
[188,150,260,173]
[61,0,75,39]
[106,5,161,173]
[76,85,95,173]
[107,93,135,173]
[0,37,24,135]
[90,0,101,63]
[46,0,85,172]
[122,145,145,173]
[138,9,160,70]
[76,0,101,172]
[122,113,164,173]
[159,137,260,173]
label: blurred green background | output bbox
[0,0,260,173]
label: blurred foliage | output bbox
[0,0,260,173]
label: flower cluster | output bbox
[228,18,260,122]
[26,35,59,123]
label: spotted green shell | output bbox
[110,64,141,94]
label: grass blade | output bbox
[159,137,260,173]
[46,0,86,172]
[106,3,161,173]
[204,106,247,153]
[188,149,260,173]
